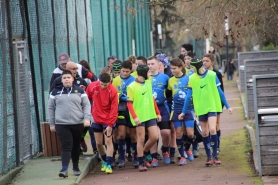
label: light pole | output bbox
[225,16,229,67]
[157,24,162,51]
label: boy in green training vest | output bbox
[178,58,233,166]
[127,65,161,172]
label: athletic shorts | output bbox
[157,104,171,130]
[158,104,170,122]
[116,110,135,128]
[171,110,194,122]
[158,121,171,130]
[138,119,157,128]
[171,110,194,128]
[92,122,115,132]
[198,112,217,122]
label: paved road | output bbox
[80,79,262,185]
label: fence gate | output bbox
[253,74,278,176]
[13,40,32,161]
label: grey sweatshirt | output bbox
[48,85,91,127]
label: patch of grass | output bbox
[221,128,262,184]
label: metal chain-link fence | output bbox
[0,0,152,175]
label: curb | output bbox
[244,125,258,174]
[237,80,247,119]
[0,166,23,185]
[238,80,258,173]
[75,154,98,185]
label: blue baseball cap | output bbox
[156,53,169,66]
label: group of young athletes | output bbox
[49,43,233,177]
[84,43,233,174]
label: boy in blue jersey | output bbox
[178,58,233,166]
[112,61,138,168]
[147,56,173,166]
[184,52,194,76]
[156,53,172,77]
[168,58,195,165]
[184,52,200,158]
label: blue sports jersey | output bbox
[149,73,169,105]
[167,74,193,111]
[112,75,135,101]
[187,69,194,76]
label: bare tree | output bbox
[132,0,278,54]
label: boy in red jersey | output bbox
[86,73,118,174]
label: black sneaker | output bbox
[138,163,147,172]
[127,153,133,162]
[73,168,81,176]
[115,157,120,165]
[170,156,176,164]
[59,169,68,178]
[213,156,221,165]
[111,161,116,169]
[157,153,162,160]
[118,160,125,168]
[205,158,213,167]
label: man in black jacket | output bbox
[49,53,97,87]
[50,61,88,93]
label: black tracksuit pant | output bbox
[56,124,84,169]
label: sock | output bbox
[170,147,175,157]
[131,142,137,160]
[151,152,158,159]
[118,139,126,161]
[217,130,221,149]
[211,134,218,157]
[138,156,144,165]
[62,165,68,171]
[192,140,199,151]
[125,137,131,155]
[182,134,187,150]
[202,136,211,158]
[106,156,113,166]
[144,151,149,157]
[101,154,107,162]
[185,137,193,151]
[162,146,168,153]
[61,151,71,170]
[113,141,118,159]
[176,138,185,158]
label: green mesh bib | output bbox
[189,70,222,116]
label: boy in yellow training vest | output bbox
[178,58,233,166]
[127,65,161,172]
